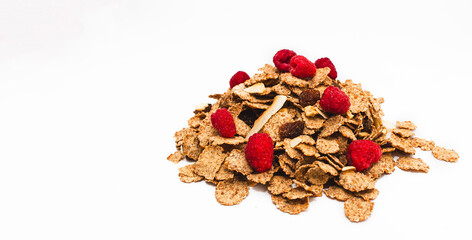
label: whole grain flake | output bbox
[166,49,459,222]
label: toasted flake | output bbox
[364,153,396,179]
[339,170,375,192]
[215,162,235,181]
[306,166,330,185]
[381,147,396,153]
[178,164,203,183]
[225,149,253,175]
[302,114,325,130]
[209,135,246,146]
[409,137,435,151]
[195,103,210,112]
[197,117,219,148]
[282,187,313,199]
[292,180,323,197]
[270,84,291,96]
[279,154,296,178]
[396,121,416,130]
[271,195,309,215]
[324,185,354,201]
[174,127,195,148]
[268,175,293,195]
[244,64,279,86]
[311,67,331,86]
[187,115,203,128]
[319,115,345,137]
[304,105,318,117]
[246,166,278,184]
[246,95,287,139]
[182,132,203,160]
[396,156,429,173]
[344,197,374,222]
[193,145,227,180]
[295,143,320,157]
[354,188,379,201]
[167,150,185,164]
[280,73,309,87]
[432,146,459,162]
[316,137,340,154]
[283,139,305,160]
[392,128,415,138]
[388,133,416,154]
[215,177,249,206]
[339,126,357,140]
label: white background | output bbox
[1,0,471,239]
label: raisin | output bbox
[238,108,259,126]
[362,117,373,133]
[279,121,305,139]
[299,89,321,107]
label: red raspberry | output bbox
[289,55,316,79]
[273,49,297,72]
[319,86,350,114]
[245,133,274,173]
[314,57,338,79]
[211,108,236,138]
[346,140,382,171]
[229,71,250,89]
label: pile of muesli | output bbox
[166,50,459,222]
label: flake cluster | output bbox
[167,49,459,222]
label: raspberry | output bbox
[211,108,236,138]
[314,57,338,79]
[273,49,297,72]
[319,86,350,114]
[229,71,250,89]
[289,55,316,79]
[245,133,274,173]
[346,140,382,171]
[279,121,305,139]
[299,89,321,107]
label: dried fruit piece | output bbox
[215,176,249,206]
[279,120,305,139]
[273,49,297,72]
[211,108,236,138]
[314,57,337,79]
[344,197,374,222]
[299,89,321,107]
[396,156,429,173]
[346,140,382,171]
[229,71,250,89]
[245,133,274,173]
[289,55,316,79]
[319,86,351,114]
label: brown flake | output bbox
[388,133,416,154]
[302,114,326,130]
[354,188,379,201]
[193,145,227,180]
[182,131,203,160]
[246,166,278,184]
[293,180,323,197]
[215,162,235,181]
[409,137,435,151]
[319,115,345,137]
[167,150,185,164]
[396,156,429,173]
[432,146,459,162]
[225,149,253,175]
[268,175,293,195]
[209,135,246,146]
[278,154,296,178]
[282,187,313,199]
[316,137,340,154]
[295,143,320,157]
[339,170,375,192]
[306,166,331,185]
[396,121,416,130]
[271,195,309,215]
[392,128,415,138]
[279,73,309,87]
[244,64,279,86]
[344,197,374,222]
[324,185,354,201]
[215,176,249,206]
[339,126,357,140]
[178,164,204,183]
[364,152,396,179]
